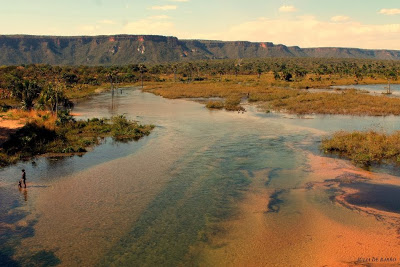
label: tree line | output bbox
[0,58,399,110]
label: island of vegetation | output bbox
[321,131,400,166]
[0,111,154,167]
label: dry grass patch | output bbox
[270,91,400,116]
[145,81,400,116]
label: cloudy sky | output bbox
[1,0,399,49]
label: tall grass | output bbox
[145,80,400,116]
[271,90,400,116]
[322,131,400,165]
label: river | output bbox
[1,87,400,266]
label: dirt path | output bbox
[0,119,24,145]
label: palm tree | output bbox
[37,83,73,113]
[9,79,42,110]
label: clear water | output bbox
[1,87,400,266]
[332,83,400,96]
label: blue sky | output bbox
[1,0,399,49]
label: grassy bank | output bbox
[321,131,400,165]
[0,113,154,167]
[144,80,400,116]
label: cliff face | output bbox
[0,34,399,65]
[303,47,400,60]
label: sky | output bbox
[0,0,399,50]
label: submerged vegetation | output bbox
[100,135,254,266]
[0,112,154,167]
[322,131,400,165]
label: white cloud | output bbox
[98,19,116,25]
[78,25,100,33]
[69,11,400,50]
[190,16,400,50]
[148,15,170,20]
[123,19,176,35]
[279,5,297,13]
[149,5,177,10]
[379,8,400,15]
[331,15,350,22]
[168,0,189,2]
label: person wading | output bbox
[21,169,26,188]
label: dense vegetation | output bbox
[0,58,399,115]
[322,131,400,165]
[1,57,399,99]
[0,64,151,106]
[0,113,154,167]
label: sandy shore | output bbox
[197,152,400,266]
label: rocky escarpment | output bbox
[0,34,399,65]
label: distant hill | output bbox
[0,34,399,65]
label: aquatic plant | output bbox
[205,101,224,110]
[322,130,400,165]
[110,115,154,141]
[224,95,245,111]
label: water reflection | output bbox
[344,183,400,213]
[18,188,28,202]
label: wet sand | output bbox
[198,153,400,266]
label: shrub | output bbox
[206,101,224,109]
[322,130,400,165]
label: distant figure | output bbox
[247,92,250,98]
[21,169,26,188]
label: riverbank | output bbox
[65,83,136,101]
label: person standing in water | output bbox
[21,169,26,188]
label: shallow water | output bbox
[344,183,400,213]
[332,83,400,96]
[1,87,400,266]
